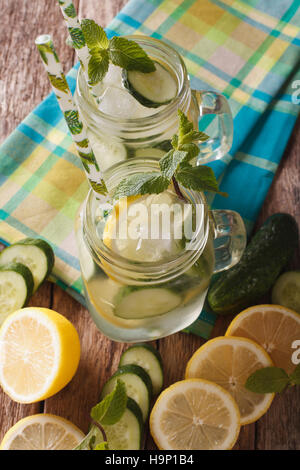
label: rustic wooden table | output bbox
[0,0,299,450]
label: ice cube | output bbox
[102,64,123,88]
[98,86,141,118]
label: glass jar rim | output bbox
[75,35,190,130]
[82,158,210,284]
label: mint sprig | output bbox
[245,363,300,394]
[74,380,127,450]
[109,36,155,72]
[113,110,228,201]
[80,19,155,85]
[91,379,127,425]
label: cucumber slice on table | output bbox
[122,62,177,108]
[101,364,152,421]
[0,262,34,326]
[114,286,182,319]
[0,238,54,292]
[119,344,163,395]
[103,397,144,450]
[272,271,300,314]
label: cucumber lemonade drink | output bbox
[73,27,240,342]
[76,158,246,343]
[75,36,233,172]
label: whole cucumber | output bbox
[207,213,299,315]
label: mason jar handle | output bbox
[209,209,246,273]
[191,89,233,164]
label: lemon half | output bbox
[0,307,80,403]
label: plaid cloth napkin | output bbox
[1,0,299,339]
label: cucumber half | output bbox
[101,364,152,421]
[114,286,182,319]
[122,62,177,108]
[0,262,34,326]
[272,271,300,314]
[0,238,54,292]
[119,344,163,395]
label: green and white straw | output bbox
[35,34,109,204]
[56,0,98,94]
[57,1,89,72]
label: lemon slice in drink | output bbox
[185,337,274,425]
[102,192,187,262]
[226,304,300,374]
[0,414,84,450]
[150,379,240,450]
[0,307,80,403]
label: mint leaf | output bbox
[190,130,210,142]
[81,19,109,50]
[290,363,300,385]
[177,110,209,146]
[179,143,200,162]
[171,134,178,149]
[245,367,290,393]
[178,109,193,144]
[88,50,109,85]
[74,427,99,450]
[94,442,109,450]
[108,37,155,72]
[112,110,225,201]
[91,380,127,426]
[176,163,228,196]
[114,173,169,200]
[159,149,188,180]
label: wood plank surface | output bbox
[0,0,299,451]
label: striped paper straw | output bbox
[56,0,97,94]
[35,34,109,203]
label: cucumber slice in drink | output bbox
[0,262,34,325]
[272,271,300,314]
[122,62,177,108]
[101,364,153,421]
[114,287,182,319]
[0,238,54,292]
[119,344,163,395]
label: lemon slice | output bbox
[185,337,274,425]
[0,307,80,403]
[150,379,240,450]
[0,414,84,450]
[226,304,300,374]
[102,192,188,262]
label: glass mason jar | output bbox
[75,35,233,172]
[75,158,246,343]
